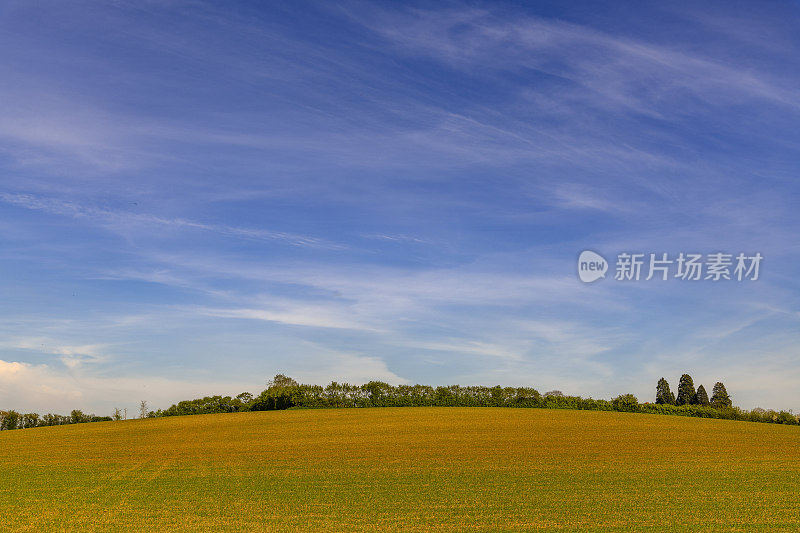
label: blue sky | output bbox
[1,0,799,413]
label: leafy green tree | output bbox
[1,410,20,430]
[235,392,253,405]
[711,382,732,408]
[695,385,710,406]
[364,381,393,406]
[250,374,302,411]
[655,377,676,405]
[489,386,502,406]
[21,413,40,429]
[676,374,696,406]
[612,394,639,412]
[41,413,65,426]
[268,374,298,389]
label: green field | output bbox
[1,407,799,531]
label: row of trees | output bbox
[3,374,797,431]
[0,410,112,430]
[655,375,732,408]
[153,374,797,426]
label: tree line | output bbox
[655,374,732,408]
[2,373,797,431]
[0,410,112,431]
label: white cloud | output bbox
[401,340,523,361]
[0,358,256,415]
[193,306,381,332]
[280,343,408,386]
[0,338,109,369]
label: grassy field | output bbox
[1,407,799,532]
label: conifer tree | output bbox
[655,377,676,405]
[711,382,732,408]
[676,374,696,406]
[695,384,710,406]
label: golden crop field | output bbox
[1,407,799,532]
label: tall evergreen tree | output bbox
[711,382,732,408]
[695,385,710,406]
[676,374,696,406]
[655,377,676,405]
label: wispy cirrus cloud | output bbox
[353,6,800,111]
[192,305,382,332]
[0,192,340,248]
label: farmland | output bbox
[1,407,798,531]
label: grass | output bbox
[1,407,799,531]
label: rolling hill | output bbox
[1,407,798,531]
